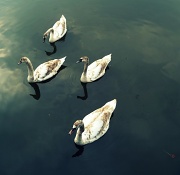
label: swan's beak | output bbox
[76,59,82,63]
[68,128,76,135]
[18,61,22,65]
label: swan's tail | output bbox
[59,56,66,64]
[60,15,66,24]
[102,53,112,64]
[104,99,117,116]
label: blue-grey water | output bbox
[0,0,180,174]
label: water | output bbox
[0,0,180,174]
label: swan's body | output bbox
[69,99,117,145]
[43,15,67,43]
[18,56,66,83]
[76,54,111,83]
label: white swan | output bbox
[18,56,66,83]
[43,15,67,43]
[69,99,117,146]
[76,54,111,83]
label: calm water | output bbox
[0,0,180,174]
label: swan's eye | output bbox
[20,57,27,62]
[81,57,88,62]
[18,58,23,64]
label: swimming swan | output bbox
[43,15,67,43]
[69,99,117,145]
[18,56,66,83]
[76,54,111,83]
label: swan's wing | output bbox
[87,59,102,70]
[83,107,102,125]
[34,59,61,81]
[83,99,116,126]
[83,107,109,127]
[88,54,111,71]
[82,99,116,143]
[52,20,60,28]
[87,60,107,81]
[53,16,67,38]
[82,111,111,141]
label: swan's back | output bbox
[56,15,67,36]
[34,57,66,82]
[86,54,111,82]
[60,15,66,26]
[51,15,67,42]
[88,54,111,70]
[83,99,116,124]
[81,99,117,144]
[59,15,67,37]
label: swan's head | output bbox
[68,120,83,135]
[76,56,89,63]
[43,33,48,43]
[18,57,29,64]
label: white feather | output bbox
[43,15,67,43]
[77,54,112,83]
[18,56,66,83]
[69,99,117,145]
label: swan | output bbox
[69,99,117,145]
[76,54,111,83]
[43,15,67,43]
[18,56,66,83]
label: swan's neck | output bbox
[26,60,34,81]
[75,124,85,143]
[83,61,89,75]
[49,29,55,42]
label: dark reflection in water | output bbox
[45,43,57,56]
[29,83,40,100]
[77,66,110,100]
[53,65,67,77]
[72,144,84,157]
[29,65,67,100]
[77,82,88,100]
[45,33,67,56]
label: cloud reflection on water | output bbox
[162,60,180,84]
[0,65,29,111]
[0,32,13,58]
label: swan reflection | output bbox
[45,43,57,56]
[72,144,84,157]
[77,82,88,100]
[28,65,67,100]
[29,83,40,100]
[44,33,67,56]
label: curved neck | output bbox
[83,61,89,75]
[49,29,55,41]
[79,124,84,133]
[45,28,53,36]
[75,123,85,142]
[26,59,34,79]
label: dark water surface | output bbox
[0,0,180,174]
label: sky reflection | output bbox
[0,65,28,111]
